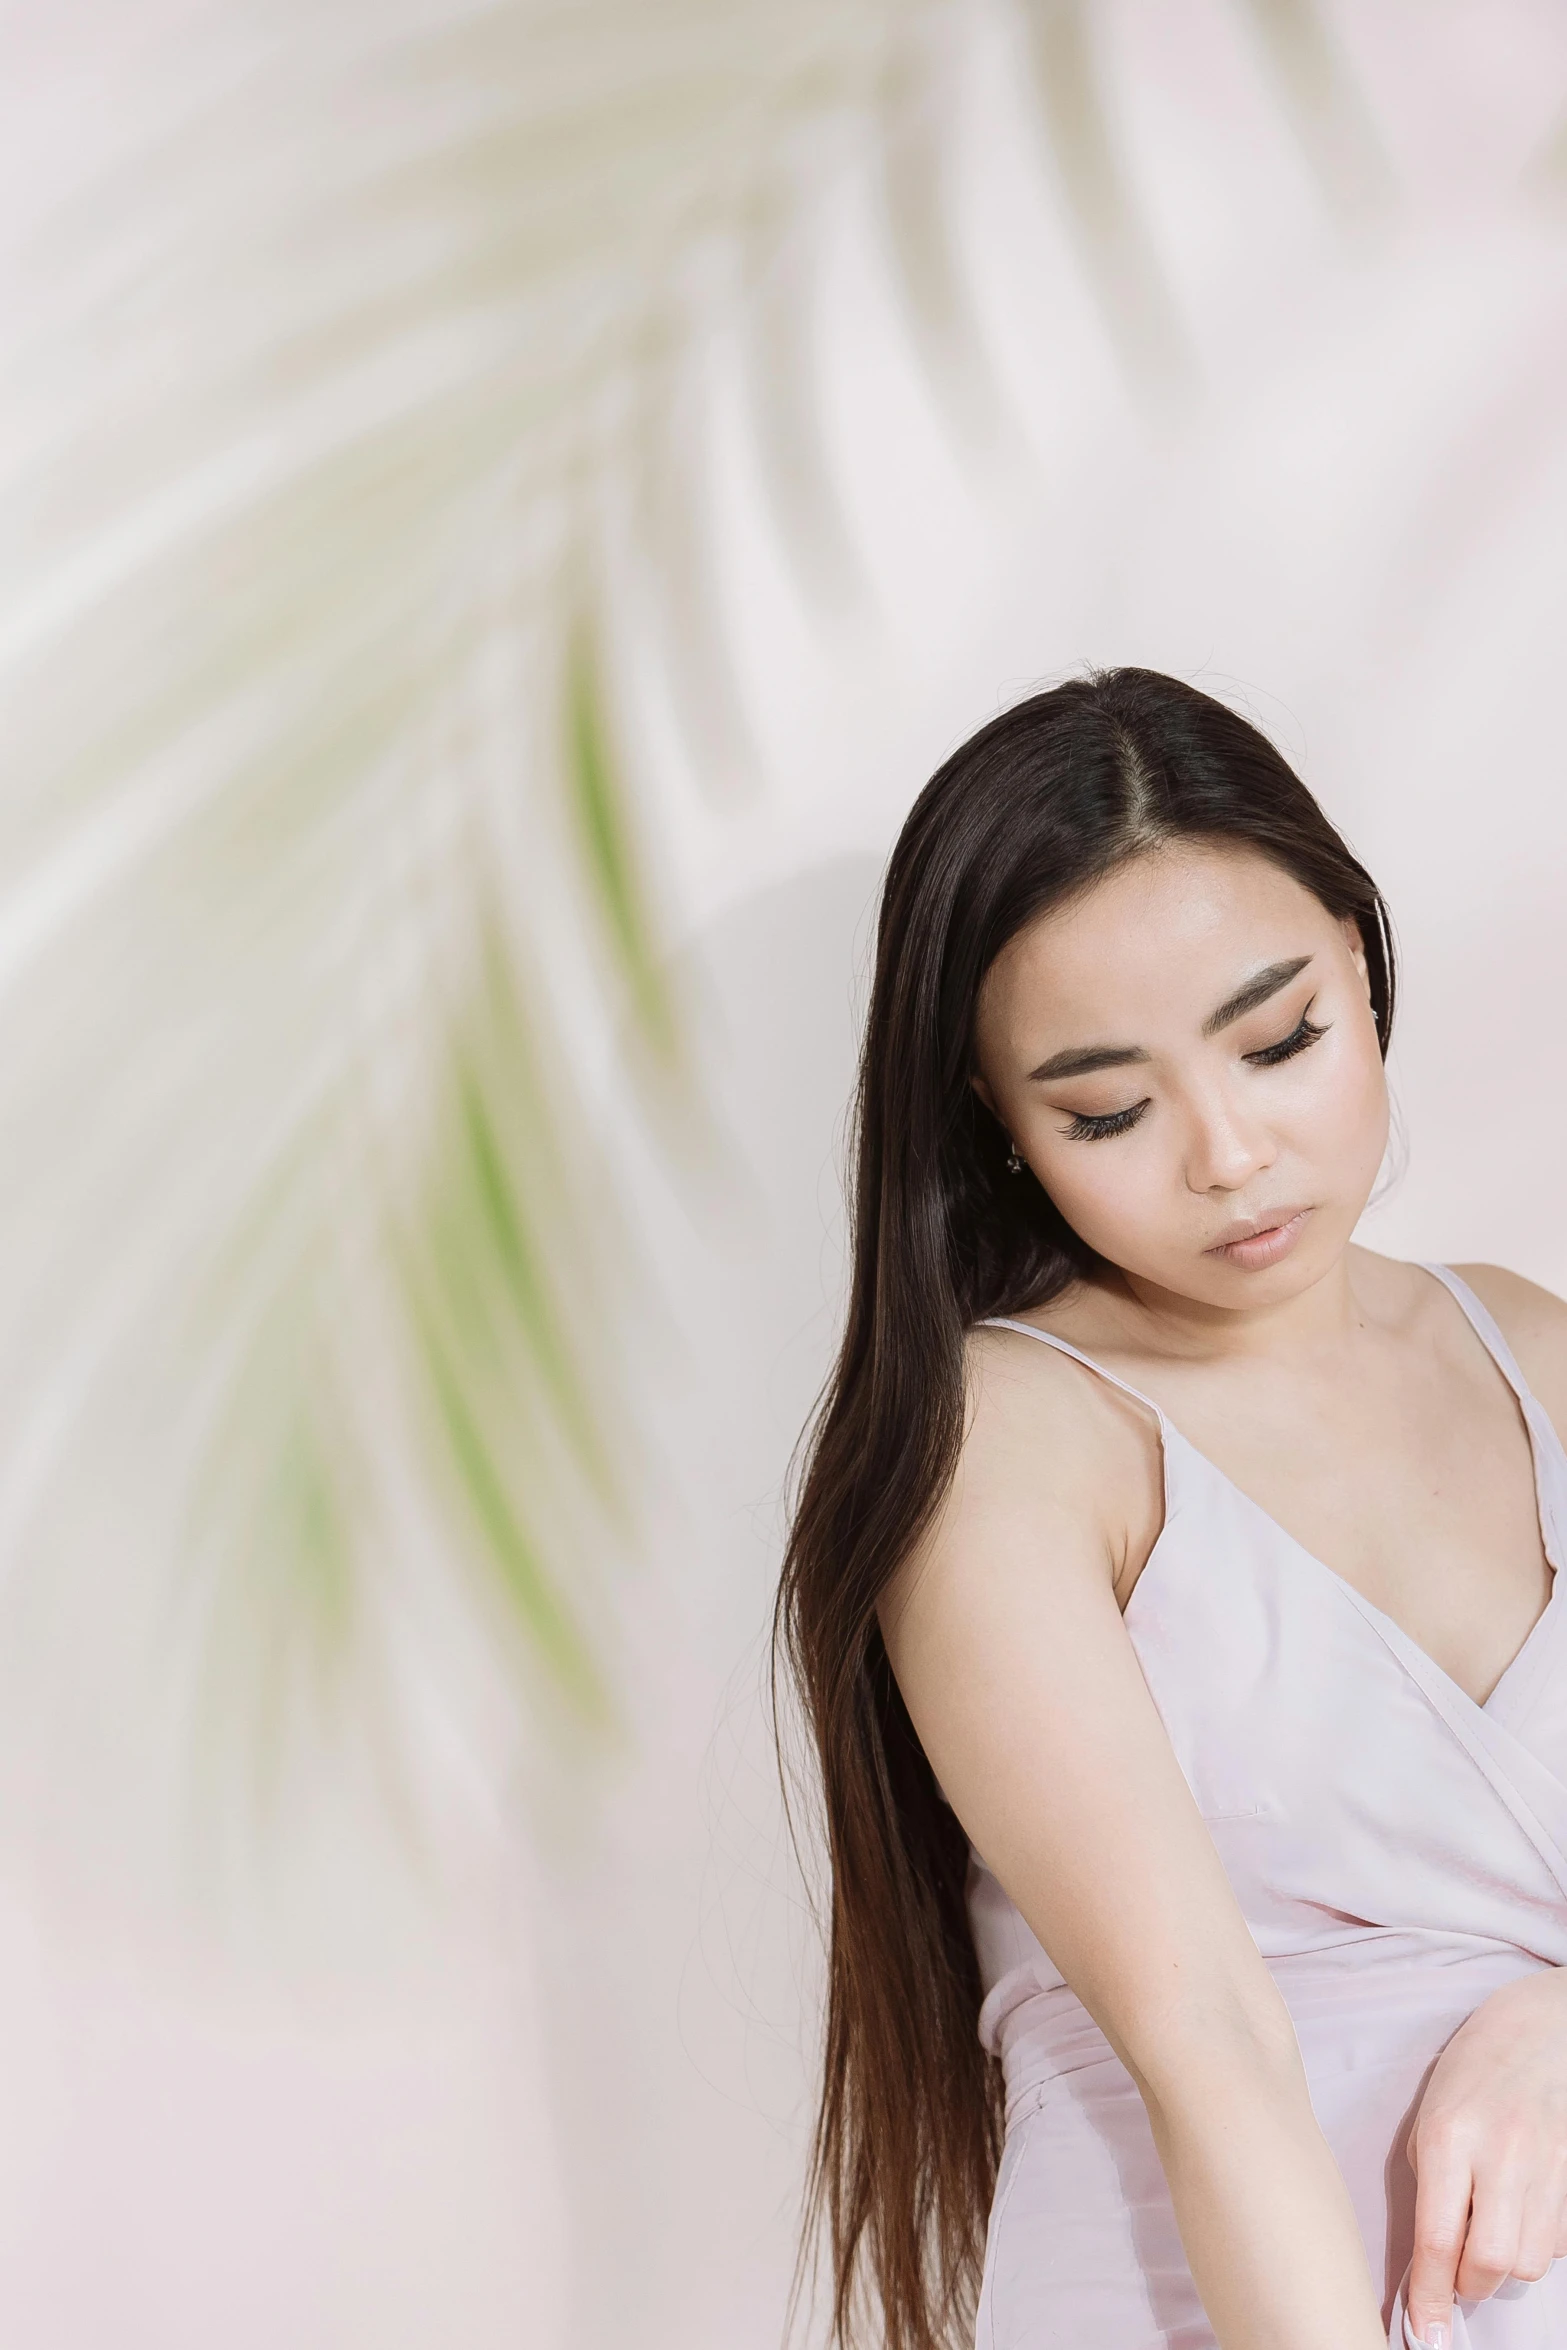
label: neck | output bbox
[1084,1240,1379,1368]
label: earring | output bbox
[1006,1140,1024,1176]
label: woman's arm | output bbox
[879,1326,1387,2350]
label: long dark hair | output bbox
[772,668,1396,2349]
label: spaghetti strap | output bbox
[977,1315,1170,1433]
[1419,1261,1541,1416]
[1417,1260,1567,1565]
[986,1271,1557,1459]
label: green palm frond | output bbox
[0,0,1394,1863]
[564,612,679,1061]
[0,0,947,1845]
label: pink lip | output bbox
[1205,1208,1312,1270]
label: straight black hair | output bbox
[774,667,1396,2348]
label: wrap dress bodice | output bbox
[968,1262,1567,2349]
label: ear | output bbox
[1339,913,1371,995]
[970,1071,997,1120]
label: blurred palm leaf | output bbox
[1020,0,1194,385]
[1525,102,1567,197]
[0,0,1388,1865]
[0,0,950,1857]
[1235,0,1387,210]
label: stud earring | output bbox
[1006,1140,1024,1176]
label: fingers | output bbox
[1454,2208,1523,2304]
[1451,2161,1561,2302]
[1500,2173,1567,2288]
[1406,2145,1471,2350]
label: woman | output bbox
[773,668,1567,2350]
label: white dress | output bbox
[968,1262,1567,2347]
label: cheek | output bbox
[1306,1023,1389,1164]
[1032,1140,1163,1256]
[1033,1028,1389,1241]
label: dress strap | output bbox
[1418,1261,1547,1420]
[1417,1260,1567,1566]
[977,1317,1170,1434]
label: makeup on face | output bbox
[971,843,1389,1297]
[1036,963,1329,1146]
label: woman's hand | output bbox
[1405,1966,1567,2347]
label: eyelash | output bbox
[1063,1009,1332,1142]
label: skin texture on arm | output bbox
[878,1324,1389,2350]
[1399,1264,1567,2349]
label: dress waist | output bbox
[992,1930,1549,2136]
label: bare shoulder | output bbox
[962,1314,1139,1443]
[960,1315,1159,1528]
[878,1316,1157,1639]
[1447,1260,1567,1440]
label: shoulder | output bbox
[879,1315,1158,1635]
[959,1316,1157,1494]
[1445,1261,1567,1440]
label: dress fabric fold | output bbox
[969,1263,1567,2349]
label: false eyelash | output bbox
[1065,1100,1147,1141]
[1064,1007,1332,1140]
[1244,1010,1330,1068]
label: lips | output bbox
[1203,1208,1313,1270]
[1205,1206,1311,1251]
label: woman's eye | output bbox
[1245,1010,1330,1067]
[1061,1008,1331,1139]
[1064,1101,1149,1142]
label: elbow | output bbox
[1117,1981,1305,2122]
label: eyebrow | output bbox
[1025,955,1315,1083]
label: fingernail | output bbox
[1414,2325,1449,2350]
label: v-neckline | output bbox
[1120,1261,1566,1724]
[1144,1419,1562,1723]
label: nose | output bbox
[1180,1079,1278,1195]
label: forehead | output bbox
[977,842,1332,1044]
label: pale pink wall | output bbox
[2,6,1565,2348]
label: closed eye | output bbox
[1243,1005,1330,1068]
[1060,1004,1332,1141]
[1063,1100,1148,1142]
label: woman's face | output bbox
[970,840,1389,1307]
